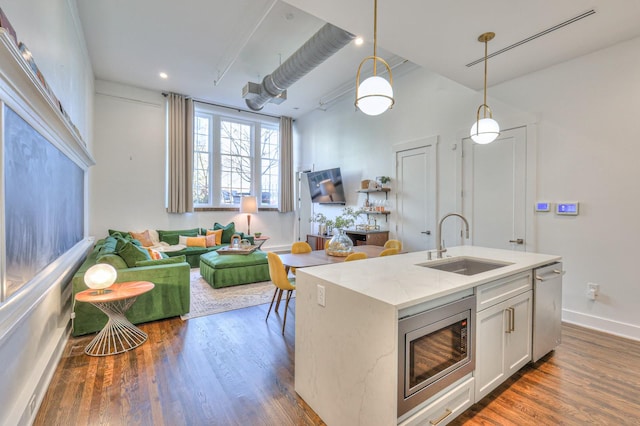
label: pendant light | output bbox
[470,32,500,144]
[355,0,394,116]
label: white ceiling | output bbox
[76,0,640,118]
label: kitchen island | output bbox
[294,246,561,426]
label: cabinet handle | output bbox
[510,307,516,332]
[430,408,453,425]
[421,230,431,235]
[505,307,515,333]
[509,238,524,244]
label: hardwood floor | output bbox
[36,302,640,426]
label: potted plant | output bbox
[309,212,328,235]
[377,176,391,188]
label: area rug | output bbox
[180,268,278,320]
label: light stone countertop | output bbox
[297,245,561,310]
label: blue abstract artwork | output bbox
[4,105,84,298]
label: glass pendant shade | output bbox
[471,32,499,145]
[470,117,500,144]
[84,263,117,291]
[356,76,394,116]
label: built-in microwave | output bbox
[397,295,476,416]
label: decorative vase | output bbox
[326,228,353,257]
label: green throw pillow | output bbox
[116,240,151,267]
[108,229,131,238]
[135,255,187,267]
[96,254,129,270]
[213,222,235,244]
[157,228,200,245]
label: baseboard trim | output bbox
[562,309,640,341]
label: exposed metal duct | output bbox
[244,23,355,111]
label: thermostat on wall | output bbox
[535,202,551,212]
[556,202,579,215]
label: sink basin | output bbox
[417,257,513,276]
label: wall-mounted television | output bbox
[307,168,346,204]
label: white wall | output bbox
[0,0,94,424]
[295,38,640,340]
[295,66,533,245]
[90,80,296,250]
[491,36,640,340]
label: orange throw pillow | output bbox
[206,229,223,246]
[130,230,154,247]
[186,236,206,248]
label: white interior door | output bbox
[462,127,529,251]
[395,137,437,252]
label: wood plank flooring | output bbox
[36,301,640,425]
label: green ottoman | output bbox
[199,250,270,289]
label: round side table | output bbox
[75,281,155,356]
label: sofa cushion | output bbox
[99,236,119,256]
[116,239,152,267]
[178,235,207,247]
[206,229,223,245]
[213,222,235,243]
[157,228,200,245]
[130,230,154,247]
[108,229,131,238]
[96,253,129,270]
[135,255,187,267]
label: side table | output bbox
[253,236,270,249]
[75,281,155,356]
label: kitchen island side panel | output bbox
[295,268,399,426]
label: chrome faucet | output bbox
[432,213,470,259]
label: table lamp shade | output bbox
[240,196,258,213]
[240,196,258,235]
[84,264,117,292]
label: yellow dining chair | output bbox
[344,252,367,261]
[379,247,399,257]
[290,241,312,275]
[384,239,402,251]
[266,252,296,334]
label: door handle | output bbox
[509,238,524,244]
[421,230,431,235]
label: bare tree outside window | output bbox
[192,105,280,209]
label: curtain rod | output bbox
[162,93,283,120]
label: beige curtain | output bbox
[279,116,294,212]
[167,93,194,213]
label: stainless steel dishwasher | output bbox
[532,262,564,362]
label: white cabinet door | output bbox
[505,291,533,376]
[475,300,507,400]
[475,290,533,402]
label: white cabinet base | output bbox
[399,376,474,426]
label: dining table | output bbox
[279,245,386,272]
[273,245,386,311]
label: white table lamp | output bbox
[240,196,258,235]
[84,264,117,295]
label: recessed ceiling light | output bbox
[354,37,364,46]
[159,72,168,79]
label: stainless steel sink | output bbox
[417,257,513,276]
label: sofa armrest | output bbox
[72,261,191,336]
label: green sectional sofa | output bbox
[72,223,261,336]
[71,236,191,336]
[110,223,254,268]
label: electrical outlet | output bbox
[587,282,599,300]
[317,284,326,307]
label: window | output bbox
[193,103,280,209]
